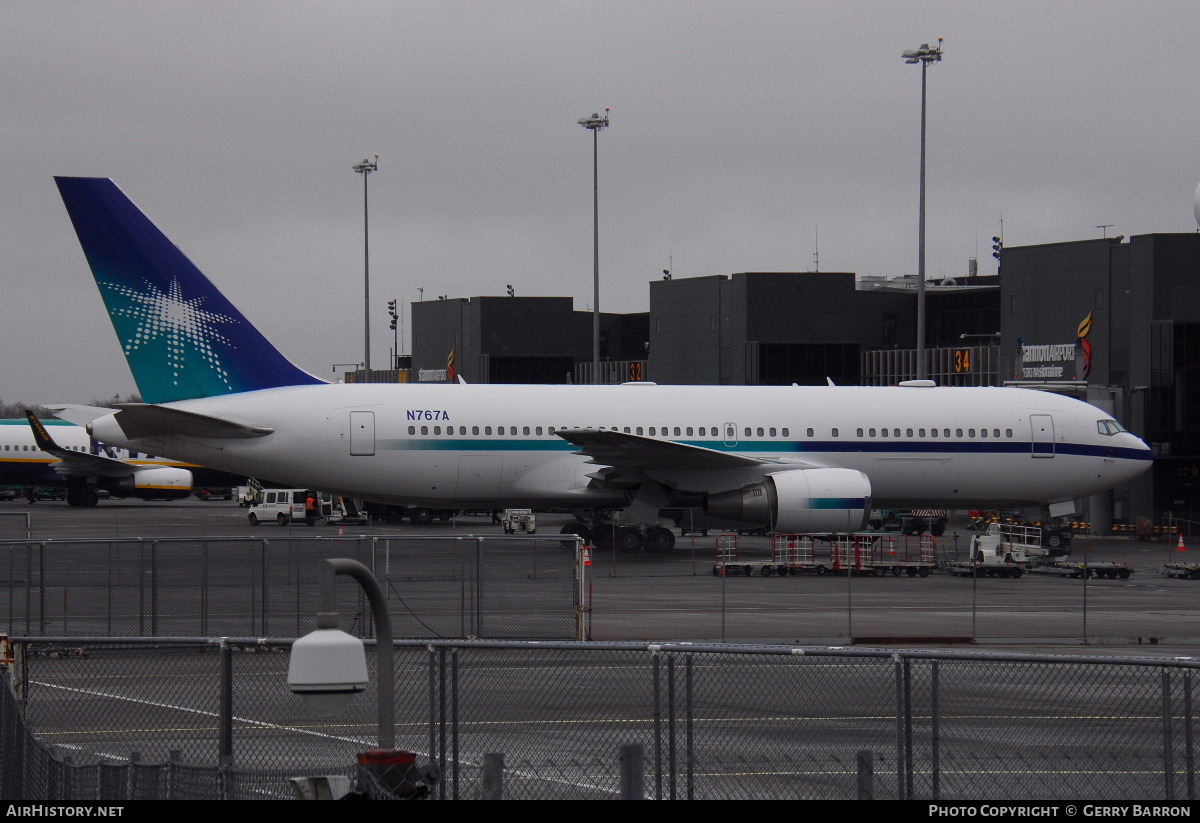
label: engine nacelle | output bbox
[704,468,871,534]
[114,467,193,500]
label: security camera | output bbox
[287,627,369,717]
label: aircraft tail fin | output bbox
[54,177,325,404]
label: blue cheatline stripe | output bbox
[378,438,1151,462]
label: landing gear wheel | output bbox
[410,508,434,526]
[559,522,591,549]
[591,528,613,551]
[66,488,99,508]
[617,527,644,553]
[646,527,676,553]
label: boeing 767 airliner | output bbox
[48,177,1151,551]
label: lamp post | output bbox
[578,109,610,385]
[353,156,379,374]
[288,558,395,748]
[902,39,942,381]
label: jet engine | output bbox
[115,467,194,500]
[703,468,871,534]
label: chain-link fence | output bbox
[0,535,583,641]
[3,638,1198,800]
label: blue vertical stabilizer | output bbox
[55,177,325,404]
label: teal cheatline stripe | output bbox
[379,439,580,452]
[0,419,74,426]
[811,498,867,510]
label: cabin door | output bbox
[1030,414,1055,458]
[349,411,376,456]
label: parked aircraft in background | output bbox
[49,177,1152,549]
[0,412,236,506]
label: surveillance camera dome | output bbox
[288,627,369,717]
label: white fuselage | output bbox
[85,382,1152,512]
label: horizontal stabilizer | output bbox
[44,404,121,426]
[111,403,273,440]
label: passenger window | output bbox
[980,428,988,438]
[421,426,429,435]
[510,427,517,435]
[408,425,416,435]
[831,428,839,437]
[756,427,764,437]
[993,429,1000,438]
[523,426,530,435]
[918,428,926,437]
[1006,429,1013,437]
[485,426,492,435]
[637,427,644,435]
[686,427,693,436]
[434,426,441,435]
[944,429,951,438]
[857,428,864,437]
[649,427,656,436]
[956,429,964,438]
[472,426,479,435]
[536,427,543,435]
[744,427,751,437]
[869,428,877,437]
[768,427,776,437]
[906,428,913,437]
[968,428,975,437]
[880,428,888,437]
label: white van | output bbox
[247,489,335,526]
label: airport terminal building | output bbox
[407,232,1200,526]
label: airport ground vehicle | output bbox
[502,508,536,534]
[713,532,938,577]
[870,509,949,536]
[247,489,338,526]
[0,487,18,501]
[195,487,233,501]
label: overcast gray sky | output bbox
[4,1,1200,404]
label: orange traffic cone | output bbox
[1178,534,1186,552]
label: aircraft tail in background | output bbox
[54,177,325,404]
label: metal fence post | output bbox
[857,749,875,800]
[686,652,695,801]
[619,743,645,799]
[651,645,662,800]
[893,653,905,799]
[667,653,677,800]
[932,659,940,800]
[1165,668,1176,801]
[219,639,233,769]
[481,752,503,799]
[903,656,914,800]
[1186,670,1195,800]
[150,540,158,637]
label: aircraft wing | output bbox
[25,411,137,478]
[558,428,830,488]
[110,404,274,440]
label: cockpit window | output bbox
[1097,419,1126,436]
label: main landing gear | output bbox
[558,514,676,554]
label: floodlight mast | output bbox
[353,156,379,373]
[578,109,610,384]
[901,39,942,381]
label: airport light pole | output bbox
[578,109,610,385]
[353,156,379,373]
[902,39,942,381]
